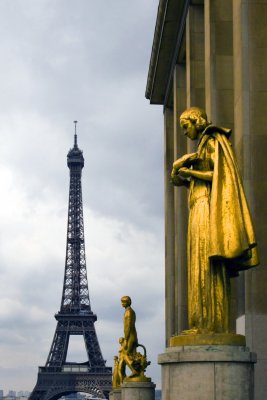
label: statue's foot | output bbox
[180,328,200,335]
[180,328,216,335]
[170,331,246,346]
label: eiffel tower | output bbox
[30,123,112,400]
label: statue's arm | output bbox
[171,153,199,187]
[179,168,213,181]
[172,152,199,170]
[171,168,190,187]
[178,137,215,182]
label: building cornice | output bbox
[145,0,189,105]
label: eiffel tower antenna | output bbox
[30,125,112,400]
[74,120,78,147]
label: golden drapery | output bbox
[187,126,258,333]
[208,130,258,269]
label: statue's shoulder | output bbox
[203,124,232,138]
[200,125,232,152]
[125,306,135,316]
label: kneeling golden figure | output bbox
[171,107,259,341]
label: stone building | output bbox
[146,1,267,399]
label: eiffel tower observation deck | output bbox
[30,122,112,400]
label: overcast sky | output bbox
[0,0,165,394]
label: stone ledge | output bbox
[121,381,156,389]
[158,345,257,364]
[166,344,248,352]
[159,346,256,400]
[170,333,246,347]
[121,381,156,400]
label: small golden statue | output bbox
[112,296,151,388]
[171,107,259,338]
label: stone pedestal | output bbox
[159,345,256,400]
[109,389,121,400]
[121,381,155,400]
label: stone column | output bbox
[204,0,239,332]
[186,3,205,154]
[233,1,267,399]
[109,389,121,400]
[186,4,205,109]
[204,0,234,128]
[159,345,256,400]
[164,107,175,345]
[121,382,155,400]
[173,65,188,335]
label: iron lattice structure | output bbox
[30,131,112,400]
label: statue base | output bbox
[124,375,151,383]
[170,332,246,346]
[109,389,121,400]
[159,345,256,400]
[121,381,156,400]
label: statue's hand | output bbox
[173,152,199,171]
[171,168,188,186]
[178,167,192,178]
[171,172,186,186]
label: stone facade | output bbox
[121,382,155,400]
[146,1,267,399]
[159,345,256,400]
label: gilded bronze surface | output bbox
[112,296,151,388]
[170,333,246,347]
[171,107,259,337]
[112,356,120,389]
[121,295,138,355]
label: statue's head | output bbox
[180,107,209,139]
[119,337,125,344]
[121,295,131,308]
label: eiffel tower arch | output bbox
[30,123,112,400]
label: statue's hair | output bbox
[121,295,131,305]
[180,107,210,131]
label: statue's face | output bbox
[121,298,130,308]
[180,118,198,140]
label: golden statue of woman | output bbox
[171,107,259,334]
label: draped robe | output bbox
[187,125,258,333]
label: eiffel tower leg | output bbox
[30,370,111,400]
[83,321,105,368]
[46,323,69,367]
